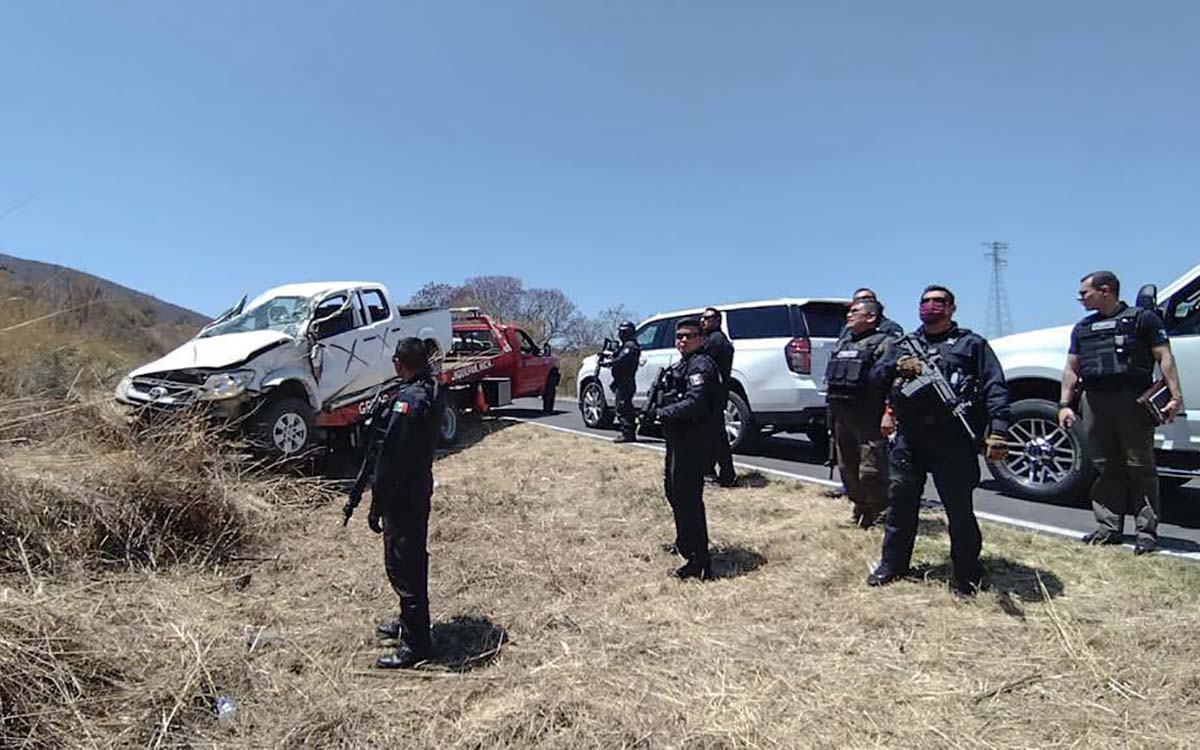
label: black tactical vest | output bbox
[825,331,887,397]
[1075,306,1154,388]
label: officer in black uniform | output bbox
[609,321,641,443]
[700,307,737,487]
[825,299,894,528]
[345,337,447,668]
[838,288,904,341]
[1059,271,1182,555]
[655,318,722,579]
[867,286,1011,596]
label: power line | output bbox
[982,241,1013,339]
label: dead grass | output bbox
[5,422,1200,748]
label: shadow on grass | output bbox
[431,615,509,672]
[909,556,1065,619]
[710,544,767,579]
[732,471,770,489]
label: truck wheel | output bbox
[726,391,756,451]
[542,370,560,414]
[439,406,459,447]
[253,396,316,458]
[987,398,1094,502]
[580,381,613,428]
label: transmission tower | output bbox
[982,241,1014,338]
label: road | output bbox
[496,396,1200,561]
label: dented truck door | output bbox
[307,291,367,405]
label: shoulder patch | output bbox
[392,400,412,415]
[688,373,705,387]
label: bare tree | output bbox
[409,282,460,308]
[523,288,578,342]
[459,275,525,321]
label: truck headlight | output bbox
[199,370,255,401]
[115,375,134,400]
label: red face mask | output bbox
[918,298,949,324]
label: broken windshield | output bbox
[199,295,313,338]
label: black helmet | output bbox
[617,321,636,341]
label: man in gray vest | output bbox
[1059,271,1183,555]
[825,300,894,527]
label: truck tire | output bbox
[439,405,459,447]
[580,380,613,428]
[726,391,756,451]
[253,396,316,459]
[986,398,1094,502]
[542,370,560,414]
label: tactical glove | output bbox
[984,433,1009,462]
[896,356,924,379]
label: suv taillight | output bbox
[786,337,811,374]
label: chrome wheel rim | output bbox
[724,401,742,443]
[272,412,308,455]
[582,385,603,425]
[1000,417,1077,489]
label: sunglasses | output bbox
[675,331,699,340]
[919,297,949,306]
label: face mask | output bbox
[919,300,950,325]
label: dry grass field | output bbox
[5,418,1200,749]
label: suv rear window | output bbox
[726,305,794,340]
[799,303,849,339]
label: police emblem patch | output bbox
[688,373,705,387]
[393,400,411,415]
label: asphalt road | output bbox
[496,396,1200,561]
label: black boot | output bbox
[613,433,637,443]
[674,559,713,581]
[375,642,434,669]
[375,619,401,640]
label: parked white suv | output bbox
[988,263,1200,501]
[576,298,850,449]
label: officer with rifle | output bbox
[867,285,1011,597]
[603,321,641,443]
[344,337,446,668]
[652,318,722,580]
[825,299,894,528]
[1059,271,1182,555]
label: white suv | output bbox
[576,298,850,449]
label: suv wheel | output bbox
[254,396,316,459]
[725,391,755,451]
[987,398,1094,502]
[439,405,459,447]
[580,381,612,428]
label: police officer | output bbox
[1059,271,1183,555]
[700,307,737,487]
[609,321,641,443]
[867,286,1011,596]
[825,299,894,528]
[344,337,447,668]
[839,288,904,341]
[655,318,722,579]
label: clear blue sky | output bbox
[2,1,1198,334]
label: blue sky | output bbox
[1,1,1198,335]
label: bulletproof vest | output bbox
[1075,306,1154,388]
[825,331,887,396]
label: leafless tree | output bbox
[458,275,525,321]
[523,288,578,342]
[409,282,461,308]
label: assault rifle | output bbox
[637,365,673,435]
[895,336,977,442]
[342,384,392,526]
[594,337,619,379]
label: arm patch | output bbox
[393,400,412,415]
[688,373,705,387]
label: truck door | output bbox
[1159,277,1200,450]
[633,318,678,408]
[310,291,367,404]
[349,287,396,394]
[514,328,550,397]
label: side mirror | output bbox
[542,342,553,357]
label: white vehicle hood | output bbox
[129,330,295,377]
[991,324,1074,377]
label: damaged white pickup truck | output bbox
[115,281,451,458]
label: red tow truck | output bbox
[435,308,561,444]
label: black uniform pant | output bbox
[613,381,637,438]
[379,474,433,653]
[708,388,736,483]
[663,428,711,566]
[1082,388,1160,541]
[879,425,983,586]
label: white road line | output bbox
[504,417,1200,562]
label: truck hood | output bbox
[990,325,1073,357]
[130,330,295,377]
